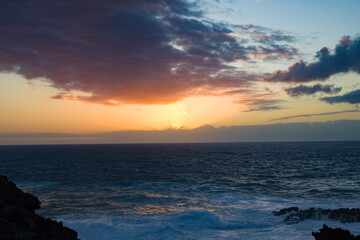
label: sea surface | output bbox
[1,142,360,239]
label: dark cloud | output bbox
[0,0,297,105]
[266,35,360,82]
[320,89,360,104]
[269,110,360,121]
[285,84,342,97]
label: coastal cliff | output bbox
[0,175,78,240]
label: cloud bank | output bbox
[266,36,360,82]
[1,120,360,144]
[0,0,297,105]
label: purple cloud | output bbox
[0,0,299,105]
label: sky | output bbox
[0,0,360,144]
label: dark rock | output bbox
[0,175,79,240]
[273,207,299,216]
[273,206,360,224]
[312,224,360,240]
[0,175,40,212]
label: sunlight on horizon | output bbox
[1,72,360,135]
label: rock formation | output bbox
[312,224,360,240]
[0,175,78,240]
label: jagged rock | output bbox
[0,175,40,212]
[273,207,360,224]
[0,175,79,240]
[312,224,360,240]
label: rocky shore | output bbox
[0,175,78,240]
[273,207,360,224]
[2,176,360,240]
[312,224,360,240]
[274,207,360,240]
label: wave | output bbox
[57,203,360,240]
[57,210,275,240]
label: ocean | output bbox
[1,142,360,239]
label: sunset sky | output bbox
[1,0,360,143]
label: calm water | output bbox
[1,142,360,239]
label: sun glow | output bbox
[0,73,241,133]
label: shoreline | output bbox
[1,175,360,239]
